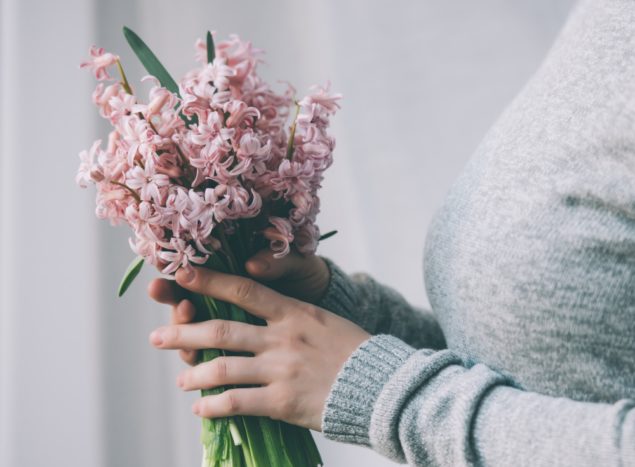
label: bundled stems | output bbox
[196,291,323,466]
[189,230,322,467]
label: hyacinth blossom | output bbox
[76,28,338,467]
[77,33,340,278]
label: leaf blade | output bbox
[117,255,145,297]
[122,26,197,127]
[122,26,180,95]
[318,230,338,242]
[206,31,215,64]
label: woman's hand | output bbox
[147,264,370,431]
[148,250,332,366]
[244,249,330,304]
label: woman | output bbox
[148,1,635,465]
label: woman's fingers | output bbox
[179,349,198,366]
[148,279,195,327]
[173,301,199,365]
[175,267,291,322]
[149,282,198,364]
[150,319,268,354]
[244,249,330,304]
[177,356,266,391]
[172,299,196,325]
[192,387,272,419]
[148,278,183,306]
[245,249,304,280]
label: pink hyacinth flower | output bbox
[126,158,170,203]
[157,187,193,235]
[92,83,122,120]
[118,115,162,166]
[189,189,218,225]
[215,34,262,86]
[76,140,103,188]
[106,90,138,124]
[129,233,161,265]
[158,238,207,275]
[223,100,260,128]
[95,183,129,225]
[271,159,315,196]
[131,76,180,119]
[80,46,120,81]
[294,222,320,255]
[213,184,262,222]
[299,82,342,113]
[236,132,271,163]
[264,217,294,258]
[125,201,162,242]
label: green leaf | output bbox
[206,31,215,64]
[299,427,322,466]
[206,252,230,274]
[280,423,312,466]
[257,417,292,467]
[122,26,180,95]
[117,256,144,297]
[122,26,197,127]
[239,417,264,467]
[318,229,338,241]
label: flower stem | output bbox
[285,102,300,160]
[229,420,243,446]
[193,250,323,466]
[116,59,133,94]
[110,180,141,203]
[217,229,241,275]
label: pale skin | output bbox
[147,250,370,431]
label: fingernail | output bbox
[250,258,269,273]
[192,403,200,415]
[177,267,195,283]
[150,330,164,346]
[176,374,184,388]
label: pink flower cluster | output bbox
[78,34,340,274]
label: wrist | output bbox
[321,334,416,445]
[308,255,330,303]
[316,257,358,322]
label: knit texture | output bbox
[320,258,446,351]
[318,1,635,465]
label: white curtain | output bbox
[0,1,575,465]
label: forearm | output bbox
[322,335,635,467]
[318,258,446,350]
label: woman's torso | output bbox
[423,0,635,403]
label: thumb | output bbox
[245,249,305,280]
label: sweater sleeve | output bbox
[322,334,635,467]
[317,258,446,350]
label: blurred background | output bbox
[0,0,577,465]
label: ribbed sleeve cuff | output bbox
[321,334,416,446]
[317,257,358,322]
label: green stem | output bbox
[217,228,241,275]
[193,250,322,466]
[115,59,133,95]
[228,419,243,446]
[285,102,301,160]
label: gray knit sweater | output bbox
[317,1,635,465]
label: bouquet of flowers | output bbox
[77,26,340,467]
